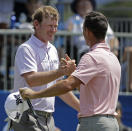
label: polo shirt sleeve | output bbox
[72,54,98,85]
[15,45,37,75]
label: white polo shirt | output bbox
[13,34,59,112]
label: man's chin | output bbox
[49,36,54,42]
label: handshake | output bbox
[59,54,76,76]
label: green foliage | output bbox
[98,1,132,18]
[103,1,132,7]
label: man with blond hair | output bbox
[12,6,80,131]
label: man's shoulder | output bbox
[18,38,34,49]
[16,39,35,55]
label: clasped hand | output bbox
[59,54,76,76]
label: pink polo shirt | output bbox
[72,43,121,117]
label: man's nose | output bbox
[51,26,57,32]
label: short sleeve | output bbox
[15,45,37,75]
[72,54,98,85]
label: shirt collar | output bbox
[90,43,110,51]
[30,34,51,49]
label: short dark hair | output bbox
[83,11,108,40]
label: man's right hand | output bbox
[19,88,37,100]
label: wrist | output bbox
[33,92,39,99]
[56,68,64,76]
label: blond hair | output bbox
[32,5,59,23]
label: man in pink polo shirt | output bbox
[20,11,121,131]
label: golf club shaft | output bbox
[27,99,45,131]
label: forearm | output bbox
[23,69,63,87]
[33,79,72,98]
[20,75,82,101]
[59,91,80,112]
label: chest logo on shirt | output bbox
[41,59,58,71]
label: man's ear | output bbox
[86,28,91,35]
[87,28,94,38]
[33,20,39,29]
[85,28,91,37]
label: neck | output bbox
[89,39,105,48]
[34,32,48,45]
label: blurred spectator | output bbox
[125,47,132,92]
[121,47,132,92]
[0,0,14,63]
[0,0,14,89]
[0,0,14,29]
[14,0,43,29]
[54,1,66,60]
[116,101,132,131]
[65,0,119,63]
[14,0,43,22]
